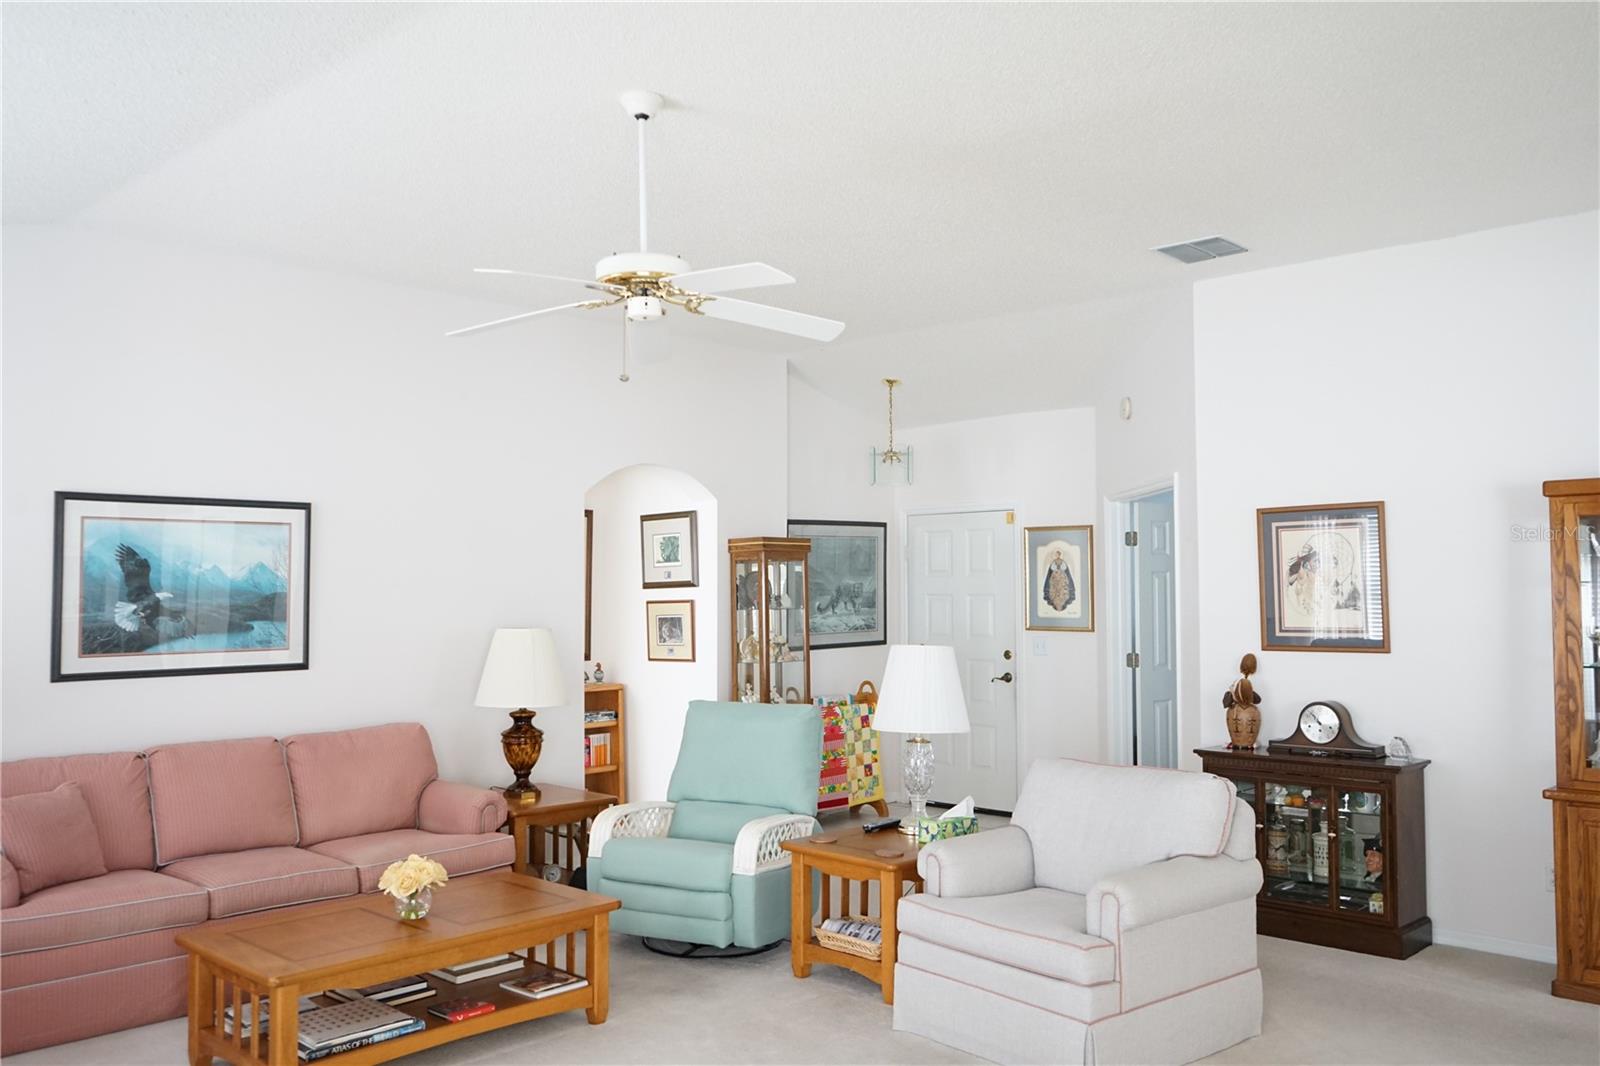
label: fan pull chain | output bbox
[619,312,631,383]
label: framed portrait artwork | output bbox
[1257,501,1389,652]
[639,510,698,589]
[787,519,887,649]
[645,599,696,662]
[52,491,311,681]
[1024,525,1094,632]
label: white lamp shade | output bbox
[474,628,566,709]
[873,644,970,735]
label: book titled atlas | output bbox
[299,1019,424,1062]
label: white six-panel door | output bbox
[904,510,1019,810]
[1133,491,1178,768]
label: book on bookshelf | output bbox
[223,994,317,1038]
[427,953,525,984]
[299,1018,424,1061]
[326,975,429,1003]
[426,998,496,1022]
[499,963,589,1001]
[297,1000,419,1052]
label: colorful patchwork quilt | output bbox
[815,695,884,812]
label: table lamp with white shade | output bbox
[475,627,567,801]
[873,644,971,836]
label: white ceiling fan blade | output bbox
[446,301,596,338]
[668,262,794,294]
[696,296,845,342]
[473,268,623,296]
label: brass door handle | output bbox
[991,672,1013,683]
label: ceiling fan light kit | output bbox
[448,89,845,370]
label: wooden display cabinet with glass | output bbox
[729,537,812,705]
[1541,477,1600,1004]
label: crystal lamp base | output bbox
[902,735,935,835]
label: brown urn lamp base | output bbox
[500,708,544,801]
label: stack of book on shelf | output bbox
[326,974,436,1006]
[500,962,588,1001]
[583,709,618,723]
[428,953,526,985]
[222,994,317,1038]
[583,732,613,768]
[296,999,423,1061]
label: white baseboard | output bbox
[1431,927,1557,964]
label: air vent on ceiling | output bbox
[1153,236,1248,264]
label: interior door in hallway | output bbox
[1132,490,1178,767]
[905,510,1018,811]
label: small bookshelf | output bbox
[583,683,626,803]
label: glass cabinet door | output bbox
[1262,782,1336,909]
[766,558,808,703]
[1580,511,1598,772]
[1336,787,1386,916]
[734,559,764,703]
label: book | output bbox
[427,998,496,1022]
[222,994,316,1038]
[296,999,419,1051]
[299,1018,424,1061]
[819,916,882,943]
[328,985,437,1007]
[428,954,525,984]
[499,963,588,1001]
[326,975,429,1003]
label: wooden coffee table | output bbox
[176,871,618,1066]
[781,826,923,1004]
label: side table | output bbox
[500,783,616,884]
[781,826,922,1004]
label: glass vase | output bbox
[393,886,433,920]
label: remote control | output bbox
[862,817,901,833]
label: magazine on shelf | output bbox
[819,916,882,943]
[223,994,317,1038]
[326,975,430,1003]
[499,963,589,1001]
[299,1018,424,1061]
[428,954,525,984]
[296,999,420,1051]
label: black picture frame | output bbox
[787,519,888,649]
[51,491,312,681]
[1257,500,1389,653]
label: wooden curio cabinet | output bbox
[728,537,812,705]
[1541,477,1600,1004]
[1196,746,1431,959]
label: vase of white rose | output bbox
[379,854,449,920]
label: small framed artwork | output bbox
[1257,501,1389,652]
[52,491,311,681]
[787,519,887,649]
[640,510,698,589]
[645,600,696,663]
[1024,525,1094,632]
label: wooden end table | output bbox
[781,826,923,1004]
[500,783,616,883]
[177,871,617,1066]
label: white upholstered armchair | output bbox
[893,758,1263,1065]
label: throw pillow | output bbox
[1,781,109,897]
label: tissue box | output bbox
[916,816,980,845]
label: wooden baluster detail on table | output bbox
[821,873,832,919]
[231,980,242,1050]
[567,929,577,974]
[857,878,868,917]
[250,991,261,1060]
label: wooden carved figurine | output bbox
[1222,653,1262,749]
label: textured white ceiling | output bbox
[4,2,1596,400]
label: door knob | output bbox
[990,672,1013,684]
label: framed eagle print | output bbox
[1257,501,1388,652]
[52,491,312,681]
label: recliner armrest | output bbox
[1086,854,1263,936]
[588,801,674,859]
[731,814,818,875]
[418,779,508,835]
[918,824,1035,898]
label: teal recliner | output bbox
[586,700,820,949]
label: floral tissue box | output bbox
[915,816,979,845]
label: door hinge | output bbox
[1124,531,1138,547]
[1006,511,1015,525]
[1125,652,1140,668]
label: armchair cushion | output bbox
[599,837,733,894]
[666,702,821,815]
[918,825,1034,898]
[668,800,789,844]
[898,887,1116,986]
[418,780,507,836]
[282,724,439,846]
[1085,854,1263,936]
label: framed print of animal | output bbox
[51,492,311,681]
[1257,501,1389,652]
[1024,525,1094,632]
[639,510,698,589]
[645,599,695,662]
[788,520,887,649]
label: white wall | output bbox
[584,465,718,801]
[0,226,788,791]
[1194,211,1600,961]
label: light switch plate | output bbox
[1032,637,1048,656]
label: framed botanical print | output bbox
[1025,525,1094,632]
[645,599,696,662]
[52,491,311,681]
[1257,501,1389,652]
[787,519,887,649]
[640,510,698,589]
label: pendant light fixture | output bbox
[870,378,912,487]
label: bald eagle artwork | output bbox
[112,544,190,643]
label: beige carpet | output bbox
[8,934,1594,1065]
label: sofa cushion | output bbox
[0,870,208,956]
[599,836,733,893]
[897,887,1117,986]
[1,782,110,897]
[1011,759,1237,895]
[592,875,732,922]
[283,724,439,846]
[146,738,298,864]
[307,830,513,893]
[1,752,154,872]
[160,847,358,918]
[2,856,18,909]
[667,800,789,845]
[897,933,1122,1023]
[667,702,821,815]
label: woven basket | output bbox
[814,915,883,960]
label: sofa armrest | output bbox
[418,780,509,836]
[918,824,1035,898]
[1086,854,1263,936]
[731,814,818,875]
[588,802,674,859]
[1,854,18,909]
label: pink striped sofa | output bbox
[0,722,514,1055]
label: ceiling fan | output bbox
[448,90,845,368]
